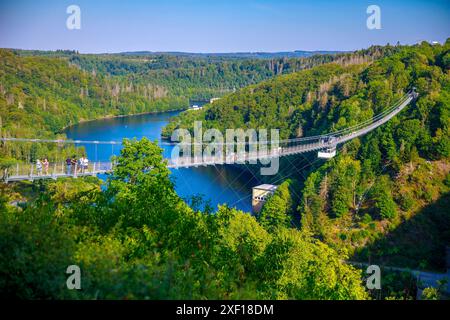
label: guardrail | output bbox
[4,161,114,182]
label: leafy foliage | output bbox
[0,139,368,299]
[257,179,297,230]
[1,40,449,299]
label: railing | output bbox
[4,161,114,182]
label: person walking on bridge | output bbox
[66,157,72,175]
[82,155,89,173]
[36,159,42,176]
[77,156,84,174]
[42,158,49,176]
[71,156,77,176]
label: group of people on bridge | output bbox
[35,155,90,176]
[35,158,50,176]
[65,155,89,175]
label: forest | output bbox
[163,40,450,279]
[0,138,370,299]
[0,40,449,300]
[0,45,398,165]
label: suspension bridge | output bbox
[1,89,418,183]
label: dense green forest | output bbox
[0,138,369,299]
[0,45,398,164]
[162,63,366,140]
[163,40,450,274]
[11,44,401,102]
[0,41,449,300]
[0,49,186,138]
[63,50,372,100]
[1,45,402,138]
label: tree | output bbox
[256,228,369,299]
[372,175,397,220]
[330,156,361,217]
[258,180,295,230]
[105,137,179,230]
[367,80,392,113]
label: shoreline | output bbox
[59,107,187,133]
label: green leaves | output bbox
[110,137,170,184]
[372,175,397,220]
[256,229,369,300]
[257,179,296,230]
[0,137,371,300]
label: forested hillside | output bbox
[0,41,448,300]
[162,63,366,140]
[0,45,398,165]
[0,138,369,300]
[0,44,401,141]
[0,49,186,140]
[163,40,450,272]
[64,50,371,100]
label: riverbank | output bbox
[59,107,188,133]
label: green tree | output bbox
[372,175,397,220]
[258,179,295,230]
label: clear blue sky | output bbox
[0,0,449,53]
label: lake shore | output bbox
[64,109,254,212]
[59,107,187,133]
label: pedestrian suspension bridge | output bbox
[1,89,418,183]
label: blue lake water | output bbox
[64,111,259,212]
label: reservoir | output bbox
[65,110,259,212]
